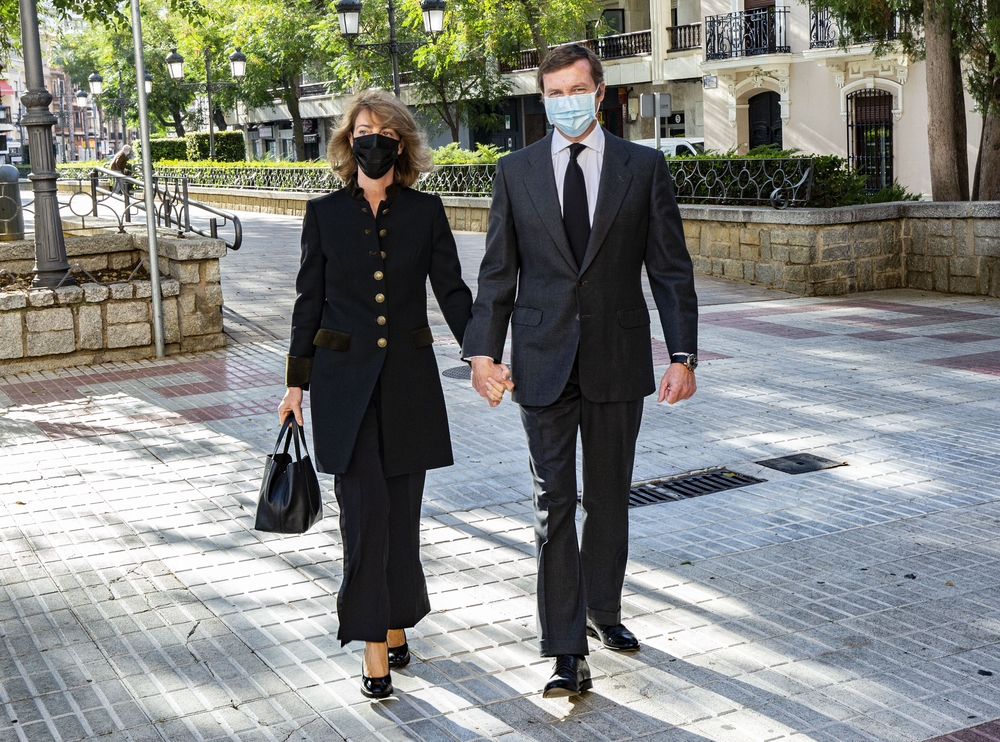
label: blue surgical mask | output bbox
[544,92,598,138]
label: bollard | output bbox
[0,164,25,241]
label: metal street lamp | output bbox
[75,89,91,160]
[88,71,103,96]
[144,72,153,95]
[334,0,447,97]
[166,47,246,159]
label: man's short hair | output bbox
[536,44,604,94]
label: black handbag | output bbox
[255,417,324,533]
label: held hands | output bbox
[278,387,305,425]
[471,357,515,407]
[658,363,697,404]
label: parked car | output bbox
[633,138,705,157]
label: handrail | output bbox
[72,167,243,250]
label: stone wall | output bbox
[0,233,227,373]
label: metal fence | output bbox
[499,30,652,73]
[667,23,702,52]
[809,7,900,48]
[669,158,814,209]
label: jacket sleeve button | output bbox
[379,229,388,237]
[377,338,387,348]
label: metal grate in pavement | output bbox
[442,365,472,379]
[628,468,765,508]
[756,452,846,474]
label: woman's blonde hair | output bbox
[328,89,434,188]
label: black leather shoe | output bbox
[387,642,410,668]
[587,621,640,652]
[542,655,592,698]
[361,669,393,699]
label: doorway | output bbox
[748,91,782,149]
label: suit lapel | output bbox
[521,133,579,272]
[579,134,632,276]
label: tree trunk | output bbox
[213,107,228,132]
[975,109,1000,200]
[518,0,550,61]
[924,0,969,200]
[172,109,185,137]
[285,80,306,161]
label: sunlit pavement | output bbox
[3,212,1000,742]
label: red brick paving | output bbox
[922,351,1000,377]
[929,332,999,343]
[924,719,1000,741]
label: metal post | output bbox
[654,92,661,152]
[205,49,215,159]
[388,0,401,98]
[58,79,68,162]
[129,0,166,357]
[19,0,70,288]
[118,77,128,146]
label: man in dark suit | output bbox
[462,44,699,698]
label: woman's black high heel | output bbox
[387,642,410,668]
[361,665,393,699]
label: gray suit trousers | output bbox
[519,359,643,657]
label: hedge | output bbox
[186,131,246,162]
[149,138,187,161]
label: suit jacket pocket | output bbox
[411,326,434,348]
[618,307,651,329]
[511,305,543,327]
[313,328,351,352]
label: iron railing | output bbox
[847,89,893,194]
[669,158,814,209]
[61,167,243,250]
[499,30,652,73]
[705,8,790,60]
[809,7,900,48]
[667,23,702,52]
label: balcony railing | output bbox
[809,7,899,49]
[499,30,652,73]
[666,23,702,53]
[705,7,790,60]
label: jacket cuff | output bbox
[285,356,314,389]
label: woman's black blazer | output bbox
[286,182,472,476]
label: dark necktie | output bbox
[562,142,590,268]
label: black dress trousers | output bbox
[519,358,643,657]
[334,389,430,645]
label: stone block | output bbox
[723,260,744,279]
[55,286,84,305]
[856,262,874,291]
[26,307,74,333]
[927,220,953,237]
[691,255,712,273]
[814,281,848,296]
[181,332,226,353]
[180,308,223,337]
[82,283,109,303]
[975,219,1000,238]
[740,228,761,246]
[201,261,221,284]
[754,264,776,285]
[853,240,884,259]
[0,292,27,311]
[77,304,103,350]
[782,264,806,282]
[27,329,75,356]
[782,280,808,295]
[875,273,903,290]
[109,283,133,300]
[0,313,24,359]
[820,244,851,262]
[142,237,227,262]
[808,263,842,283]
[162,297,180,344]
[28,289,55,307]
[933,257,950,291]
[171,262,201,284]
[107,322,151,349]
[853,223,880,241]
[707,241,730,259]
[908,271,933,291]
[203,285,224,307]
[109,252,138,270]
[927,235,956,257]
[160,279,181,297]
[788,245,815,264]
[771,228,817,247]
[134,281,152,299]
[950,257,980,277]
[74,257,110,273]
[820,227,850,246]
[739,244,760,261]
[178,292,197,315]
[975,236,1000,257]
[949,275,979,294]
[108,299,149,325]
[907,255,932,273]
[874,254,901,273]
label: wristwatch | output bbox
[671,353,698,371]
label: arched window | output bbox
[847,89,893,193]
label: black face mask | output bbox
[352,133,401,180]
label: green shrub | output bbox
[431,142,507,165]
[868,181,921,203]
[185,131,246,162]
[149,138,187,161]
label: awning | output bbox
[0,80,15,97]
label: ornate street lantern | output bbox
[229,48,247,80]
[420,0,446,35]
[336,0,363,37]
[165,49,185,81]
[88,71,103,95]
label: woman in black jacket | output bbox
[278,89,473,699]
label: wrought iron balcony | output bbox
[499,30,652,73]
[809,7,899,49]
[705,8,790,60]
[666,23,702,53]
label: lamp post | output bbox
[76,89,90,160]
[88,70,151,151]
[334,0,446,98]
[166,47,246,160]
[18,0,69,287]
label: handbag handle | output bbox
[273,415,312,462]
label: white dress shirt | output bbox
[552,124,605,224]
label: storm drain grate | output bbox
[628,468,765,508]
[442,365,472,380]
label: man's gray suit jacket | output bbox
[463,130,698,408]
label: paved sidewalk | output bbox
[2,213,1000,742]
